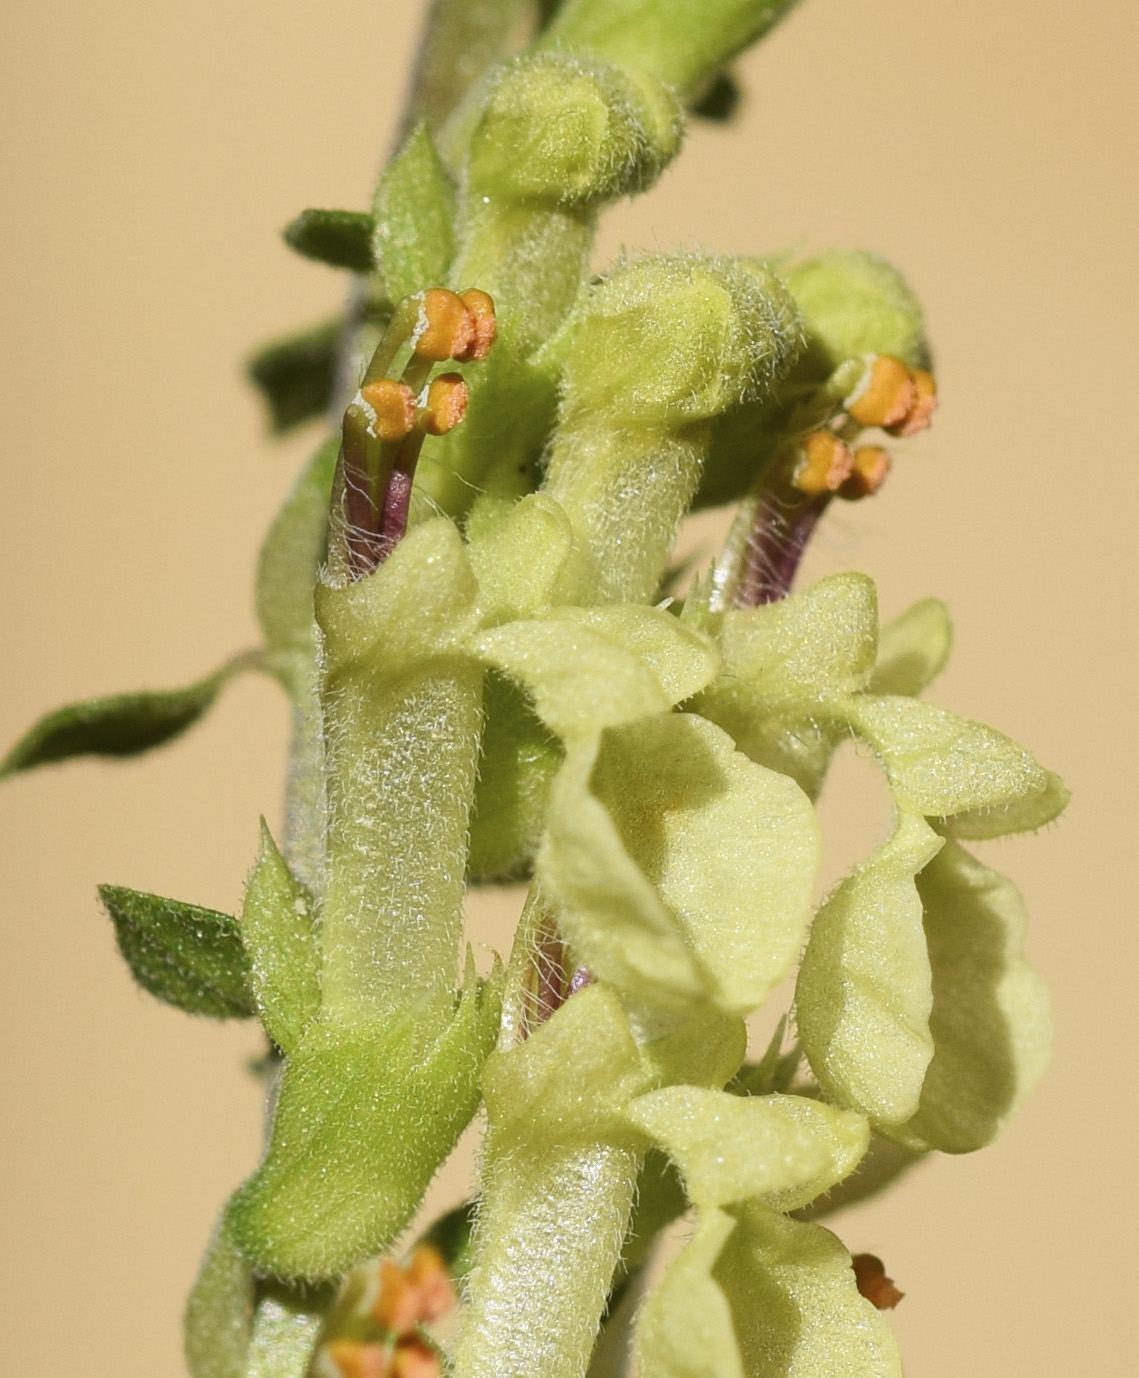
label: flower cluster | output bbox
[1,4,1065,1378]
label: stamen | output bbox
[359,379,417,443]
[371,1258,424,1334]
[419,373,470,435]
[391,1339,440,1378]
[852,1253,904,1310]
[455,288,498,361]
[406,1245,456,1323]
[886,366,938,436]
[792,431,855,495]
[839,445,891,500]
[412,288,475,361]
[322,1339,389,1378]
[845,354,914,429]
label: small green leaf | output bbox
[885,839,1052,1153]
[1,663,242,778]
[282,208,374,272]
[184,1215,254,1378]
[691,70,742,121]
[869,597,952,697]
[247,318,340,434]
[626,1088,868,1213]
[255,437,338,664]
[240,822,320,1054]
[372,124,455,300]
[227,962,502,1280]
[98,884,254,1019]
[795,813,941,1126]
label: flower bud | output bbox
[787,250,929,376]
[467,54,682,206]
[560,251,802,429]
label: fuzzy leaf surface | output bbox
[886,839,1052,1152]
[184,1216,254,1378]
[869,597,952,697]
[542,713,818,1014]
[98,885,253,1019]
[228,966,501,1280]
[240,822,320,1054]
[795,813,941,1125]
[372,124,455,299]
[627,1087,868,1212]
[715,1204,903,1378]
[2,665,238,777]
[282,208,374,272]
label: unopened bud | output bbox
[839,445,891,499]
[412,288,475,361]
[792,430,854,495]
[454,288,498,361]
[420,373,470,435]
[846,355,914,429]
[322,1339,388,1378]
[359,379,417,442]
[886,367,938,436]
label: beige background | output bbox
[2,1,1135,1373]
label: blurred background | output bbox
[1,1,1135,1373]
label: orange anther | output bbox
[792,430,854,495]
[454,289,498,361]
[412,288,475,361]
[406,1245,456,1323]
[359,379,417,442]
[420,373,470,436]
[886,367,938,436]
[392,1339,441,1378]
[846,354,915,429]
[852,1253,904,1311]
[371,1258,423,1335]
[323,1339,389,1378]
[839,445,891,500]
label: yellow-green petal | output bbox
[796,813,941,1125]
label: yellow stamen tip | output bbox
[392,1339,441,1378]
[846,354,914,428]
[792,430,854,495]
[359,379,417,442]
[322,1339,389,1378]
[420,373,470,436]
[407,1245,456,1322]
[412,288,475,361]
[839,445,891,499]
[886,367,938,436]
[455,288,498,361]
